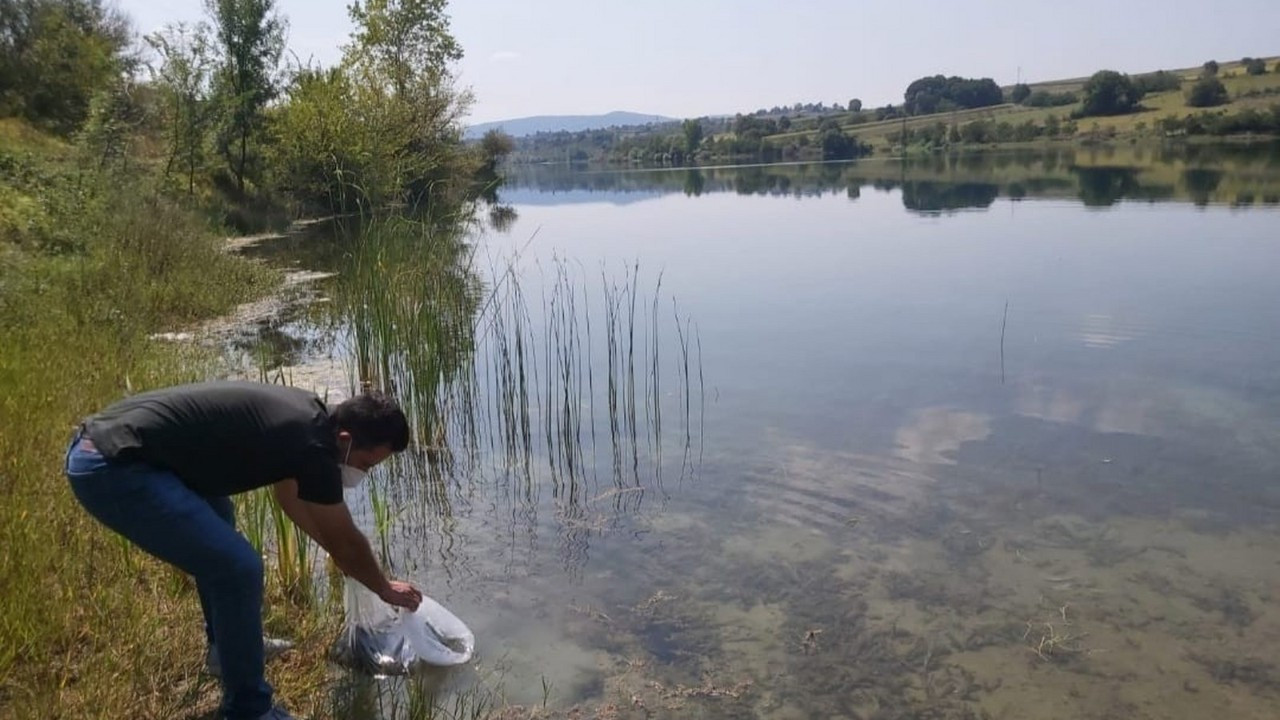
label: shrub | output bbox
[1024,90,1078,108]
[1080,71,1144,116]
[1186,76,1229,107]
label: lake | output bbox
[241,146,1280,720]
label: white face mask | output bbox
[340,441,368,489]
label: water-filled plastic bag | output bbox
[333,578,474,675]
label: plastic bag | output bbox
[332,577,475,675]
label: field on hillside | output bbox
[761,56,1280,152]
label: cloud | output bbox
[489,51,521,64]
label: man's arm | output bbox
[272,479,422,609]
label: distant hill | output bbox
[464,111,677,139]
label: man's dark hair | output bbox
[332,391,410,451]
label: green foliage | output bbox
[347,0,462,92]
[342,0,474,208]
[268,66,366,210]
[146,23,217,196]
[1242,57,1267,76]
[1023,90,1078,108]
[1079,70,1144,117]
[77,79,146,171]
[479,129,515,169]
[0,146,274,718]
[206,0,286,194]
[1011,84,1031,104]
[0,0,130,134]
[681,118,703,155]
[269,0,474,214]
[848,98,862,112]
[958,119,995,144]
[1160,104,1280,136]
[904,75,1004,115]
[1133,70,1182,94]
[1203,60,1219,76]
[1186,75,1229,107]
[813,118,869,159]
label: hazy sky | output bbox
[120,0,1279,124]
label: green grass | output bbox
[0,123,282,718]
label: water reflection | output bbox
[232,143,1280,719]
[504,142,1280,211]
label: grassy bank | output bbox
[0,123,293,718]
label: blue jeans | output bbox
[64,431,273,719]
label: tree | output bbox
[322,0,472,209]
[903,75,1003,115]
[681,118,703,156]
[478,129,514,171]
[1243,57,1267,76]
[1011,83,1031,104]
[78,78,145,169]
[1044,113,1061,137]
[147,23,217,196]
[1186,75,1229,107]
[0,0,131,134]
[1079,70,1144,117]
[1203,60,1219,76]
[347,0,462,93]
[848,98,862,112]
[206,0,286,194]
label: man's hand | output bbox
[380,580,423,611]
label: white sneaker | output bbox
[258,706,298,720]
[205,637,295,677]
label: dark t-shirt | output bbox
[83,381,343,504]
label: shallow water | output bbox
[243,148,1280,719]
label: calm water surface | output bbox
[245,149,1280,720]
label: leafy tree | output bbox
[269,67,362,209]
[78,78,145,169]
[479,129,514,160]
[777,115,791,131]
[819,126,864,160]
[1242,57,1267,76]
[347,0,462,93]
[848,98,862,112]
[147,23,217,196]
[206,0,286,194]
[1203,60,1219,76]
[0,0,130,134]
[1079,70,1144,117]
[1186,75,1229,107]
[681,118,703,156]
[287,0,473,210]
[904,75,1003,115]
[1010,83,1031,104]
[958,119,994,143]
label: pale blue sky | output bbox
[119,0,1280,124]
